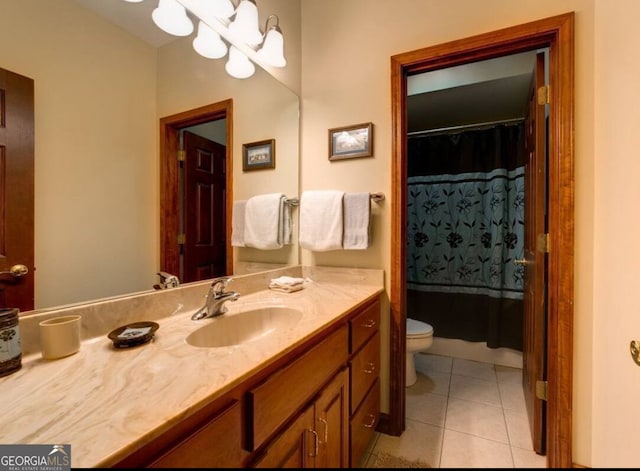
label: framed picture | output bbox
[243,139,275,171]
[328,122,373,161]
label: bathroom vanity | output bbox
[0,266,383,468]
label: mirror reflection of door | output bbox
[0,67,34,312]
[181,127,227,282]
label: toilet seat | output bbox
[407,318,433,338]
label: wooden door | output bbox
[0,67,34,312]
[315,368,349,468]
[182,131,227,282]
[522,52,548,454]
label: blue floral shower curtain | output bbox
[406,123,525,350]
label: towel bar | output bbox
[286,193,384,205]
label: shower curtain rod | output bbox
[407,117,525,138]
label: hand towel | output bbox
[244,193,286,250]
[280,199,293,245]
[343,192,371,249]
[231,200,247,247]
[299,190,345,251]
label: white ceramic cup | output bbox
[39,315,81,360]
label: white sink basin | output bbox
[186,306,303,348]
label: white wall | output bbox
[592,0,640,467]
[299,0,603,466]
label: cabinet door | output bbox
[253,406,316,468]
[150,400,243,468]
[315,368,349,468]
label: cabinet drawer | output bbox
[349,330,379,414]
[150,400,243,468]
[349,299,380,354]
[248,325,348,451]
[349,378,380,468]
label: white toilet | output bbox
[406,318,434,387]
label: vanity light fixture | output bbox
[125,0,286,79]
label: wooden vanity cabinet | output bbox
[348,297,381,467]
[112,294,381,469]
[253,368,349,468]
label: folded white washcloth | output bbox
[268,276,309,293]
[299,190,345,251]
[343,192,371,249]
[244,193,285,250]
[268,284,304,293]
[231,200,247,247]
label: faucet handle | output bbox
[211,276,233,295]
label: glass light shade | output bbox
[256,27,286,67]
[152,0,194,37]
[225,46,255,79]
[193,21,228,59]
[186,0,235,19]
[227,0,263,47]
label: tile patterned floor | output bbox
[362,353,547,468]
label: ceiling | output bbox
[407,51,539,133]
[75,1,538,133]
[74,0,175,47]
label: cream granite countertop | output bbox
[0,267,383,468]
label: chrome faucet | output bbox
[191,276,240,320]
[156,271,180,289]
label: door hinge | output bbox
[177,233,186,245]
[535,380,548,401]
[177,150,186,162]
[537,85,550,105]
[537,233,550,253]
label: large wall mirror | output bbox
[0,0,300,310]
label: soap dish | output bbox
[108,321,159,349]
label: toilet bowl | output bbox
[406,318,434,387]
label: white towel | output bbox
[281,199,292,246]
[299,190,345,251]
[269,276,308,293]
[231,200,247,247]
[244,193,285,250]
[343,192,370,249]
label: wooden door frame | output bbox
[388,13,574,468]
[159,99,234,279]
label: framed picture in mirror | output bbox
[243,139,276,171]
[328,122,373,160]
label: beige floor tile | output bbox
[440,429,514,468]
[445,397,509,443]
[411,367,451,396]
[495,364,523,385]
[511,446,548,468]
[449,373,502,407]
[406,390,448,426]
[499,380,527,412]
[415,352,453,374]
[372,418,444,467]
[504,407,534,450]
[452,357,497,382]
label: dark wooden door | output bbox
[182,130,227,282]
[0,67,34,312]
[522,52,547,454]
